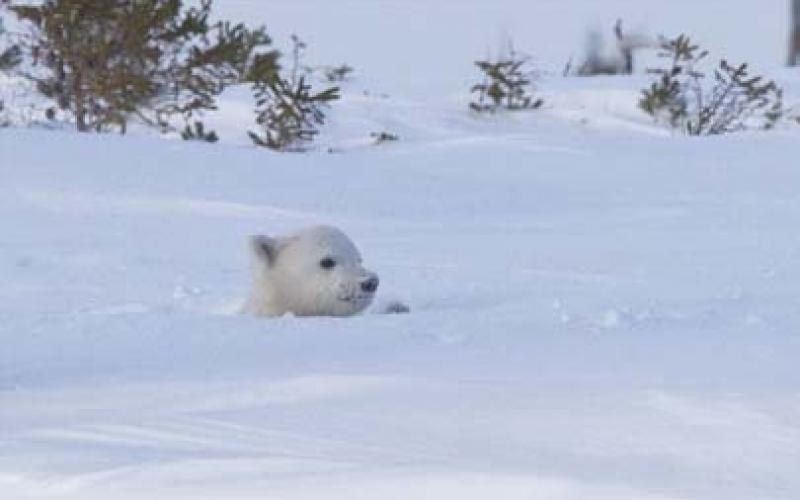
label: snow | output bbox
[2,1,800,499]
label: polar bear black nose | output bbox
[361,276,379,293]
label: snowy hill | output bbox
[3,1,800,499]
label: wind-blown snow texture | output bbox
[2,1,800,499]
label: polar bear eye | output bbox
[319,257,336,269]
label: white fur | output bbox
[243,225,379,317]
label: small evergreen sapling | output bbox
[639,35,706,130]
[640,34,783,135]
[248,35,340,151]
[181,120,218,142]
[470,47,543,113]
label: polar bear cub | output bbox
[243,225,379,317]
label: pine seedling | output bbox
[470,46,543,113]
[248,35,340,151]
[181,120,219,142]
[640,34,783,135]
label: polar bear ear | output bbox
[250,235,280,266]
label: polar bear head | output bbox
[244,225,379,317]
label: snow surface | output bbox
[3,1,800,499]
